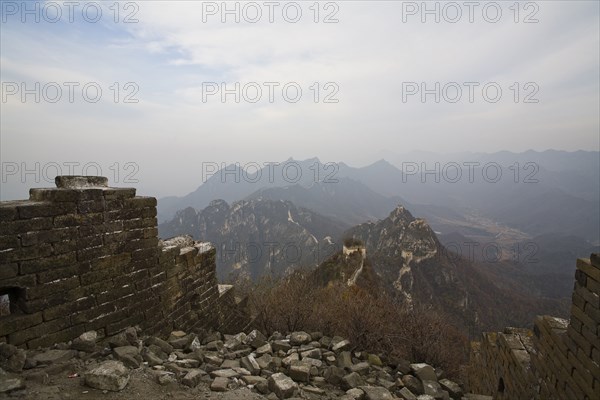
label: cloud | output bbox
[1,0,598,199]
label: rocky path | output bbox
[1,327,491,400]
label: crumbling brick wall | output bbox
[466,254,600,399]
[0,176,247,348]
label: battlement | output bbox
[0,176,247,348]
[466,254,600,399]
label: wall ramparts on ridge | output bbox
[466,254,600,399]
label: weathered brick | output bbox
[2,217,53,235]
[0,235,20,249]
[8,317,70,346]
[26,276,80,300]
[571,303,597,332]
[77,243,118,262]
[20,251,76,274]
[575,282,600,309]
[18,202,76,219]
[0,263,18,280]
[80,265,120,286]
[28,324,86,349]
[85,309,127,332]
[124,197,156,209]
[103,188,135,200]
[43,296,96,322]
[0,312,43,336]
[106,313,144,336]
[52,239,78,255]
[37,264,77,284]
[0,243,53,263]
[29,188,81,202]
[77,235,104,249]
[577,258,600,283]
[54,212,103,227]
[96,284,135,305]
[72,302,118,325]
[0,202,19,222]
[78,200,106,214]
[20,227,79,247]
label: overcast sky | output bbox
[1,1,599,199]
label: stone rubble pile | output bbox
[0,327,492,400]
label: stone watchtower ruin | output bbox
[0,176,248,348]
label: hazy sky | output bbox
[1,1,599,198]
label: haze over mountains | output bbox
[157,150,598,329]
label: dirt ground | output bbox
[2,366,271,400]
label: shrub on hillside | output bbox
[244,270,468,377]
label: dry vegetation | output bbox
[243,269,468,377]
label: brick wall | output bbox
[0,176,247,348]
[466,254,600,399]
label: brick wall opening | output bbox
[0,287,25,316]
[497,377,505,393]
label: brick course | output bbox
[0,176,247,348]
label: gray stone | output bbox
[397,359,412,375]
[141,347,163,366]
[341,372,364,390]
[6,349,26,373]
[288,360,311,383]
[300,348,321,359]
[182,370,205,388]
[0,344,17,359]
[210,369,239,379]
[338,351,353,369]
[402,375,423,395]
[55,175,108,188]
[240,355,260,375]
[289,332,311,346]
[244,330,268,348]
[346,388,365,399]
[324,366,345,385]
[205,354,224,366]
[71,331,97,352]
[422,380,445,399]
[268,372,297,399]
[256,343,273,355]
[84,360,130,391]
[416,396,435,400]
[145,337,174,355]
[410,363,437,382]
[0,377,25,393]
[206,340,224,351]
[174,359,200,368]
[332,339,352,352]
[108,332,130,348]
[224,333,246,350]
[398,387,418,400]
[221,359,240,369]
[211,376,229,392]
[439,379,463,400]
[257,354,274,370]
[351,361,371,375]
[242,375,267,386]
[360,386,394,400]
[113,346,141,369]
[272,340,292,353]
[282,352,299,368]
[32,349,76,365]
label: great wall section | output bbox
[0,176,248,349]
[0,176,598,399]
[465,254,600,399]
